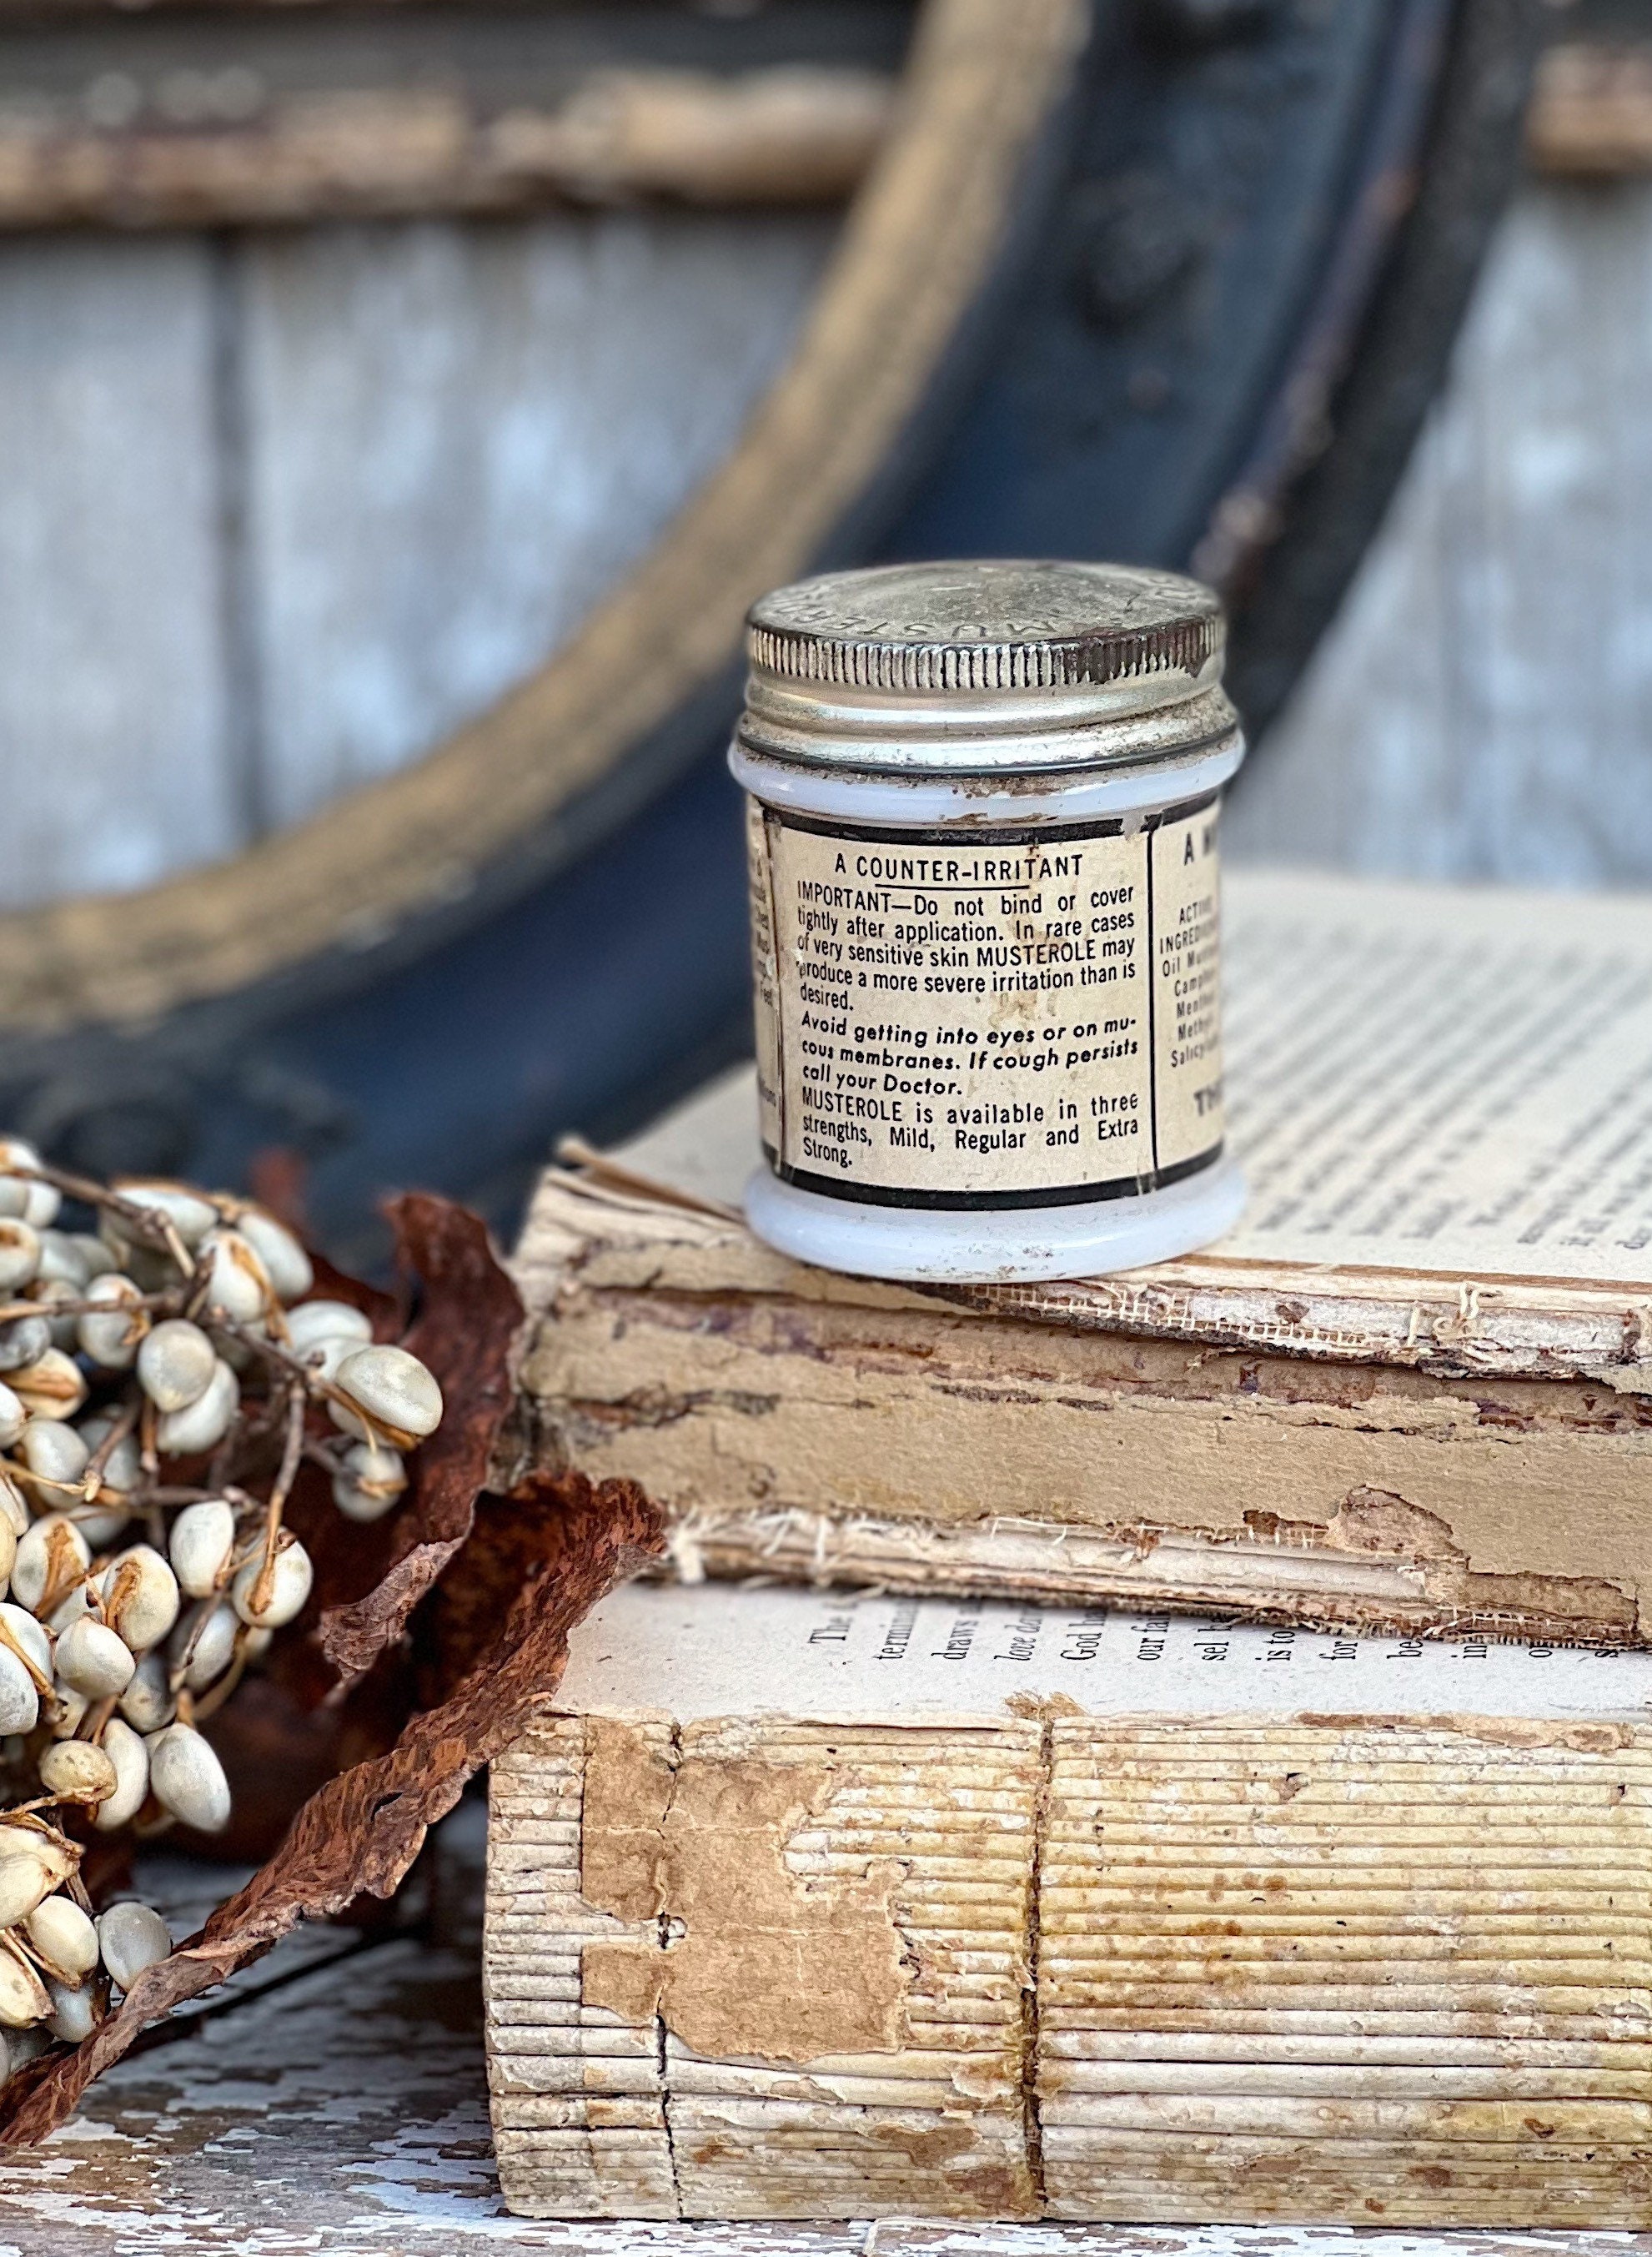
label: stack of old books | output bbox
[485,869,1652,2229]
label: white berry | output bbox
[156,1359,239,1456]
[46,1975,99,2043]
[0,1222,39,1295]
[168,1499,236,1600]
[332,1439,408,1524]
[285,1300,372,1357]
[13,1514,89,1616]
[0,1836,73,1929]
[146,1723,230,1833]
[0,1316,51,1376]
[97,1900,172,1990]
[109,1182,217,1250]
[24,1894,98,1983]
[137,1320,215,1415]
[99,1546,180,1653]
[75,1274,145,1371]
[173,1598,238,1692]
[18,1415,88,1491]
[117,1650,173,1736]
[230,1536,313,1631]
[236,1210,314,1304]
[54,1617,135,1701]
[197,1229,272,1325]
[330,1345,442,1444]
[0,1646,38,1736]
[38,1739,118,1805]
[0,1948,50,2029]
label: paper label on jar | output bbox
[747,795,1225,1209]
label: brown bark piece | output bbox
[199,1193,524,1847]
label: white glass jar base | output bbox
[743,1157,1246,1284]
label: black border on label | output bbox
[765,1141,1223,1213]
[765,794,1223,1214]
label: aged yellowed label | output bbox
[746,797,1224,1207]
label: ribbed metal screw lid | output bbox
[746,558,1225,697]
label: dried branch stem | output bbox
[249,1385,306,1616]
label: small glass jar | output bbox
[731,559,1245,1284]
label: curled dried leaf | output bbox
[319,1195,524,1683]
[204,1193,519,1747]
[0,1472,661,2144]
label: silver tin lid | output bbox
[740,558,1240,776]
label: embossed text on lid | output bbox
[746,558,1224,696]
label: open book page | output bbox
[1220,869,1652,1285]
[619,868,1652,1289]
[564,1581,1652,1724]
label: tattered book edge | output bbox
[518,1163,1652,1383]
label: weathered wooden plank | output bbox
[0,236,239,912]
[0,2,912,227]
[1230,181,1652,888]
[235,208,836,832]
[1530,41,1652,178]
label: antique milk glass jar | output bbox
[731,559,1246,1283]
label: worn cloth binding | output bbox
[485,1583,1652,2225]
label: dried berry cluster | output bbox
[0,1139,444,2074]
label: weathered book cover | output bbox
[515,871,1652,1646]
[485,1583,1652,2225]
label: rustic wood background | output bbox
[3,147,1651,910]
[0,208,835,909]
[1228,175,1652,886]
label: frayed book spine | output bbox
[486,1706,1652,2226]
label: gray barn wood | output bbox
[4,173,1652,914]
[0,209,832,909]
[0,238,238,904]
[1230,179,1652,886]
[237,210,834,833]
